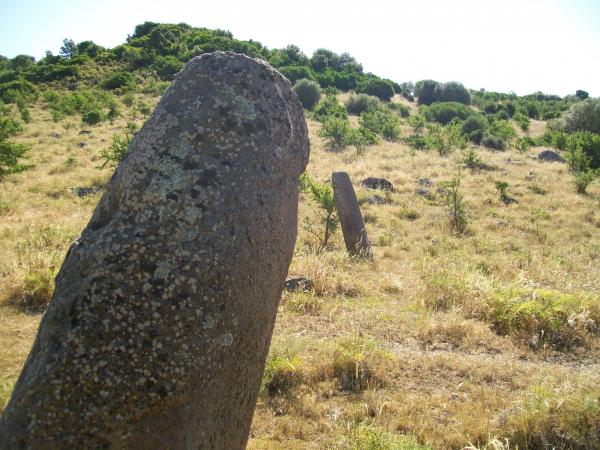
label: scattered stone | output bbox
[361,177,394,192]
[333,172,372,257]
[496,219,509,227]
[284,277,313,292]
[51,132,60,139]
[68,82,78,91]
[0,52,310,450]
[417,178,433,187]
[416,188,431,197]
[78,130,93,135]
[366,195,387,205]
[538,149,565,163]
[526,172,535,181]
[78,141,89,148]
[71,187,102,197]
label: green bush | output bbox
[313,95,348,122]
[279,65,315,84]
[434,81,471,105]
[387,102,410,117]
[481,135,506,150]
[100,123,137,168]
[359,108,401,141]
[488,119,517,142]
[356,78,395,102]
[513,112,530,130]
[426,123,466,156]
[153,56,184,81]
[415,79,438,105]
[0,79,37,103]
[0,116,29,178]
[555,98,600,134]
[423,102,474,125]
[318,117,352,148]
[45,89,119,124]
[345,93,381,115]
[461,115,487,144]
[293,79,321,110]
[100,71,135,90]
[299,173,338,247]
[82,109,103,125]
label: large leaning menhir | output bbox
[0,52,310,449]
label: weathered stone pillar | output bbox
[332,171,372,257]
[0,52,309,449]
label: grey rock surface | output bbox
[0,52,309,449]
[284,277,313,292]
[538,149,566,163]
[361,177,394,192]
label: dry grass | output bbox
[2,92,600,449]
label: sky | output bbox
[1,0,599,96]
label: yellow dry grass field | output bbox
[1,93,600,449]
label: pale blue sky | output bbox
[1,0,599,96]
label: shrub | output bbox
[278,65,315,84]
[426,123,466,156]
[424,101,474,124]
[567,131,600,169]
[82,109,103,125]
[415,79,438,105]
[299,173,338,248]
[100,123,137,168]
[513,112,530,130]
[261,354,303,396]
[387,102,410,117]
[0,79,37,103]
[356,78,395,101]
[555,98,600,134]
[461,115,487,134]
[293,78,321,110]
[488,119,517,142]
[481,135,506,150]
[359,108,401,140]
[0,116,29,178]
[153,56,184,81]
[573,171,596,194]
[345,93,381,115]
[101,71,135,90]
[434,81,471,105]
[440,173,468,234]
[460,148,485,170]
[313,95,348,122]
[318,117,352,148]
[122,93,135,107]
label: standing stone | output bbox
[332,172,372,257]
[0,52,309,449]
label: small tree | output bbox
[99,123,137,168]
[434,81,471,105]
[440,172,468,234]
[495,181,509,201]
[318,117,352,148]
[415,79,438,106]
[59,38,76,59]
[300,173,338,248]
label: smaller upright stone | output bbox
[332,172,372,257]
